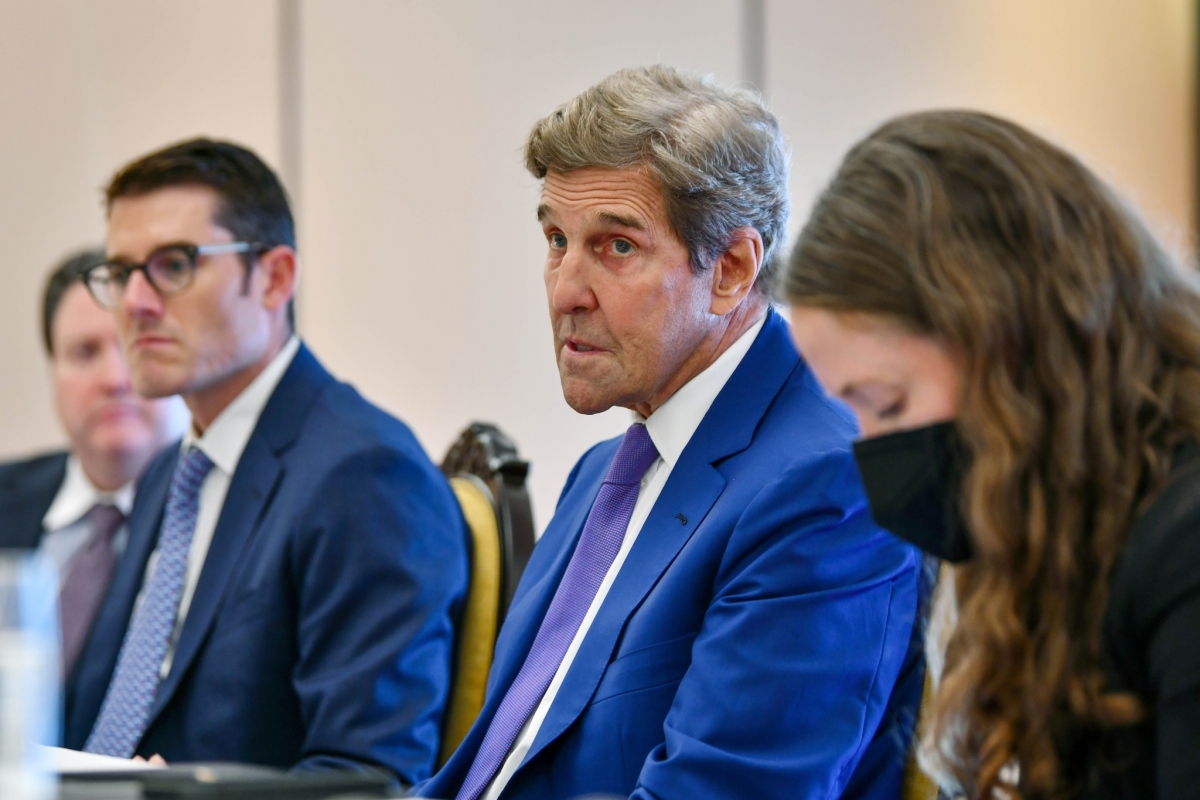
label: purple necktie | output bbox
[455,423,659,800]
[60,503,125,678]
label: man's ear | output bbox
[710,227,763,315]
[256,245,298,313]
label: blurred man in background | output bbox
[0,249,187,680]
[64,139,467,785]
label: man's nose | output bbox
[98,343,134,395]
[121,269,164,318]
[549,248,597,315]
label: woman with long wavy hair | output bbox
[785,110,1200,799]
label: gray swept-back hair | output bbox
[525,65,791,297]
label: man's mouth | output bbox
[133,333,174,348]
[565,338,603,354]
[94,403,141,422]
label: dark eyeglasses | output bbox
[83,242,266,308]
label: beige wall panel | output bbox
[0,1,1191,536]
[298,0,744,530]
[768,0,1194,247]
[0,0,280,459]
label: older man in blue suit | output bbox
[422,66,926,800]
[63,139,467,785]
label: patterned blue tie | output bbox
[455,423,659,800]
[84,447,214,757]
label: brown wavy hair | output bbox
[785,110,1200,798]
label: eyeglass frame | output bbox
[82,241,268,309]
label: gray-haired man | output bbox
[422,65,926,800]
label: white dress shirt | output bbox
[143,336,300,679]
[41,456,134,586]
[483,316,766,800]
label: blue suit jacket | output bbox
[63,345,468,785]
[0,450,68,549]
[422,311,925,800]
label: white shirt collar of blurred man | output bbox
[43,455,134,532]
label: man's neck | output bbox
[76,452,139,493]
[632,295,769,419]
[186,334,289,435]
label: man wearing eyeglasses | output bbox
[63,139,468,786]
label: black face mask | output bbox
[851,421,973,563]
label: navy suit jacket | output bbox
[0,450,68,549]
[423,311,925,800]
[64,345,468,785]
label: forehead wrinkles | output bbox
[540,168,666,235]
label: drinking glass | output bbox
[0,550,60,800]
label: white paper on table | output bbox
[37,745,166,774]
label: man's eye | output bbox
[150,252,191,276]
[548,233,567,249]
[69,343,100,363]
[108,266,134,285]
[612,239,634,255]
[878,401,906,420]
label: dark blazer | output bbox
[1083,443,1200,799]
[64,344,468,785]
[0,451,68,548]
[423,311,925,800]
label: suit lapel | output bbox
[0,503,48,548]
[486,471,602,703]
[523,461,725,764]
[146,435,284,722]
[0,453,68,549]
[519,310,801,767]
[145,344,329,725]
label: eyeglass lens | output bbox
[88,246,196,307]
[144,247,195,292]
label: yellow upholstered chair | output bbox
[439,474,502,765]
[438,423,536,766]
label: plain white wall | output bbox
[0,0,281,456]
[0,0,1193,533]
[769,0,1194,246]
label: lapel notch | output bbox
[523,460,726,766]
[146,435,284,721]
[146,345,332,722]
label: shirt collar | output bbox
[641,315,766,469]
[183,336,301,476]
[42,454,135,530]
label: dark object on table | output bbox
[59,763,396,799]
